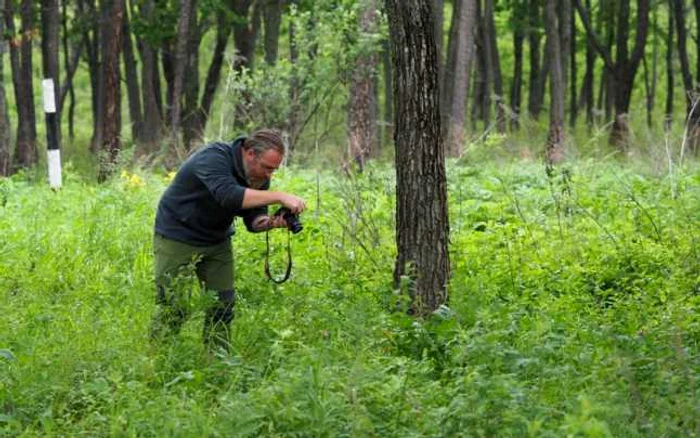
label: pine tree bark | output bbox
[385,0,450,317]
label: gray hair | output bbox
[243,129,286,156]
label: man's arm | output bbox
[241,188,306,214]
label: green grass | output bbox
[1,157,699,437]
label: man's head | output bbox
[241,129,285,188]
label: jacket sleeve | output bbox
[192,146,246,210]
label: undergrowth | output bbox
[0,158,698,437]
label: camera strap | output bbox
[264,229,293,284]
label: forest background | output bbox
[1,0,699,436]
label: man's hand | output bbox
[278,193,306,214]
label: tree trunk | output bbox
[527,0,544,120]
[60,1,83,140]
[575,0,649,150]
[122,0,144,144]
[6,0,38,169]
[0,0,10,176]
[80,0,101,152]
[385,0,450,317]
[545,0,565,167]
[568,3,577,128]
[485,0,505,132]
[672,0,700,153]
[263,0,282,65]
[442,0,476,156]
[188,16,231,145]
[347,0,379,170]
[168,0,195,148]
[381,37,393,149]
[510,26,524,130]
[135,0,163,149]
[232,0,259,128]
[181,7,201,150]
[471,0,489,129]
[435,0,444,95]
[665,0,674,130]
[96,0,124,182]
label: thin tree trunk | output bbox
[136,0,163,149]
[6,0,38,169]
[382,37,393,148]
[189,17,231,145]
[443,0,476,156]
[545,0,565,167]
[122,0,144,143]
[527,0,543,119]
[672,0,700,153]
[169,0,195,148]
[510,26,524,130]
[347,0,379,170]
[665,0,674,130]
[0,0,10,175]
[485,0,505,132]
[97,0,124,181]
[568,3,577,128]
[263,0,282,65]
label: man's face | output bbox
[243,148,283,188]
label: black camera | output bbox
[275,207,303,234]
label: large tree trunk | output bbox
[442,0,476,156]
[385,0,450,317]
[545,0,565,167]
[435,0,444,95]
[0,0,10,175]
[6,0,38,169]
[263,0,282,65]
[578,0,596,128]
[122,0,144,144]
[347,0,379,170]
[96,0,124,182]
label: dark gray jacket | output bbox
[154,137,268,245]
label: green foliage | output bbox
[1,159,699,436]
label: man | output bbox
[151,129,305,350]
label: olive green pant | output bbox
[151,233,234,350]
